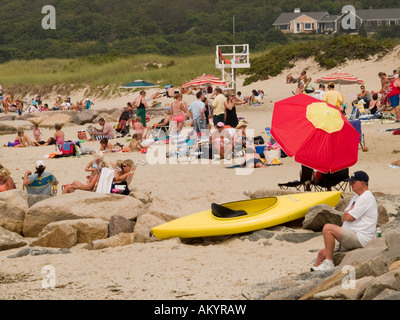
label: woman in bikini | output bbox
[171,93,187,132]
[54,124,65,145]
[13,130,32,148]
[62,160,108,194]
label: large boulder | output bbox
[0,120,33,135]
[88,233,135,250]
[30,224,78,249]
[71,110,98,125]
[302,204,342,231]
[39,218,109,244]
[134,213,166,243]
[0,226,27,251]
[38,113,73,128]
[358,270,400,300]
[23,191,145,237]
[0,189,29,234]
[108,215,135,237]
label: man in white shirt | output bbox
[313,84,326,100]
[311,171,378,271]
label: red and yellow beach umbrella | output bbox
[271,94,360,173]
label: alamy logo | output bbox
[341,5,357,30]
[341,265,356,290]
[41,265,56,289]
[42,5,56,30]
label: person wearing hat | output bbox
[322,82,344,113]
[23,160,58,195]
[311,171,378,271]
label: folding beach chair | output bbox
[349,120,365,149]
[312,168,350,192]
[348,104,361,120]
[278,165,314,192]
[168,132,202,162]
[23,173,58,196]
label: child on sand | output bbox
[33,124,42,143]
[100,137,121,153]
[133,116,145,141]
[129,134,143,152]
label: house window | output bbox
[389,20,396,26]
[304,23,314,30]
[377,20,381,26]
[365,21,370,27]
[280,25,289,30]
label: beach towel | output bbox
[96,167,115,194]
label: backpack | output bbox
[60,141,76,156]
[393,129,400,135]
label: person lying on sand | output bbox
[240,148,267,168]
[100,137,121,153]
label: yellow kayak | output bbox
[151,191,342,239]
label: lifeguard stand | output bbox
[215,44,250,93]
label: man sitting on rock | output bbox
[311,171,378,271]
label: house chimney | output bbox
[294,8,301,13]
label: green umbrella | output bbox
[120,80,159,89]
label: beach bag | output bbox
[264,148,281,164]
[60,141,76,156]
[254,135,265,145]
[393,129,400,135]
[77,130,87,140]
[111,181,130,195]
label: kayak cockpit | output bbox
[211,197,278,218]
[211,203,247,218]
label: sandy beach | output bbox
[1,46,400,300]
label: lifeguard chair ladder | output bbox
[215,44,250,92]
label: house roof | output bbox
[319,14,341,22]
[273,8,400,26]
[356,8,400,20]
[273,12,328,25]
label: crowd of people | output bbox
[285,69,400,121]
[0,83,272,197]
[0,92,94,115]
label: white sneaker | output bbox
[311,259,335,272]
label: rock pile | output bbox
[241,190,400,300]
[0,188,163,251]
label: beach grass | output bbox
[0,53,230,92]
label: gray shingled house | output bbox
[273,8,400,34]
